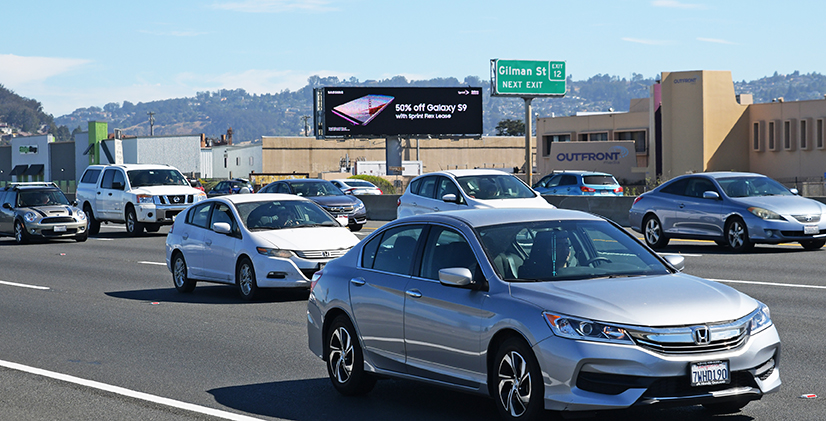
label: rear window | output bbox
[582,175,617,185]
[346,180,375,187]
[80,169,101,184]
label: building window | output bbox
[768,121,775,150]
[224,157,227,168]
[617,131,647,153]
[800,120,808,149]
[818,119,824,149]
[236,157,240,166]
[249,156,254,166]
[753,122,760,151]
[543,134,571,156]
[578,132,608,142]
[783,121,791,150]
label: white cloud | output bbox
[0,54,90,86]
[697,37,736,45]
[621,37,669,46]
[210,0,336,13]
[651,0,708,10]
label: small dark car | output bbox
[0,182,89,244]
[208,178,254,197]
[258,179,367,231]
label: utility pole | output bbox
[301,115,311,136]
[147,111,155,136]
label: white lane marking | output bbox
[0,359,265,421]
[711,278,826,290]
[139,261,166,266]
[0,280,50,290]
[92,238,113,241]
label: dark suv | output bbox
[0,182,89,244]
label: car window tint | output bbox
[365,225,424,275]
[660,178,689,196]
[436,177,461,201]
[187,202,212,229]
[0,191,6,206]
[210,203,237,232]
[419,227,477,280]
[546,175,562,187]
[80,169,101,184]
[685,178,717,198]
[111,170,125,189]
[100,169,116,189]
[417,177,437,198]
[560,175,578,186]
[2,191,15,207]
[409,178,422,194]
[583,175,617,185]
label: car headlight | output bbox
[256,247,293,258]
[195,192,206,201]
[355,200,365,210]
[750,302,773,334]
[24,212,37,223]
[137,195,154,204]
[544,312,634,344]
[748,207,783,220]
[76,209,86,220]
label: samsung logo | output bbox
[674,78,698,84]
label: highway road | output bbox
[1,222,825,420]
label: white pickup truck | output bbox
[76,164,206,235]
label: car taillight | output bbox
[397,198,401,207]
[310,270,323,291]
[378,189,383,194]
[614,186,624,193]
[581,186,596,193]
[633,196,643,205]
[168,224,174,234]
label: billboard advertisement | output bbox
[314,87,483,138]
[544,141,642,182]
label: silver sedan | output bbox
[629,172,826,251]
[307,208,780,420]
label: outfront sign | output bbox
[490,59,566,97]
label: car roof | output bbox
[672,171,765,180]
[416,169,516,179]
[394,208,604,228]
[282,178,330,184]
[87,164,178,170]
[214,193,312,204]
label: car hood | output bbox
[308,195,360,207]
[25,205,80,216]
[254,226,360,250]
[470,196,554,209]
[730,195,826,215]
[133,186,203,195]
[510,273,757,326]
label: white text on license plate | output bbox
[804,225,819,234]
[54,225,67,232]
[691,360,729,387]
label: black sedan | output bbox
[258,179,367,231]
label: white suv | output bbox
[397,169,553,218]
[77,164,206,235]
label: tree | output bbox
[495,119,525,136]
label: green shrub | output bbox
[350,174,395,194]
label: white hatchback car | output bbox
[397,169,553,218]
[330,179,383,195]
[165,193,360,300]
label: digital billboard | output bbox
[314,87,483,138]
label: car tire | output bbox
[643,215,669,249]
[84,204,100,235]
[492,337,545,421]
[326,315,376,396]
[236,257,258,301]
[800,239,826,251]
[172,253,196,293]
[125,206,144,236]
[349,223,363,232]
[725,217,753,252]
[75,231,88,242]
[14,220,29,245]
[145,224,161,233]
[702,400,749,414]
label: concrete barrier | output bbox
[358,194,400,221]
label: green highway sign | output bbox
[490,59,566,97]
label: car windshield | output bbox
[290,182,344,197]
[476,220,670,282]
[236,200,338,230]
[128,169,189,187]
[455,174,535,200]
[18,189,70,207]
[717,176,793,198]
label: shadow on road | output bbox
[105,286,309,304]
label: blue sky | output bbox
[2,0,824,116]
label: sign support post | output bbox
[524,98,533,185]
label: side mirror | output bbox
[702,191,720,200]
[663,254,685,272]
[790,188,800,195]
[442,193,458,203]
[72,200,79,206]
[2,202,11,209]
[112,181,124,190]
[212,222,232,234]
[439,267,473,287]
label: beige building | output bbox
[537,70,826,190]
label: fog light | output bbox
[147,212,153,218]
[267,272,287,279]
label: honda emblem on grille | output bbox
[322,251,331,257]
[692,326,710,345]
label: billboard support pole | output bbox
[386,136,403,176]
[524,97,533,186]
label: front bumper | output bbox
[136,204,189,225]
[745,216,826,244]
[26,221,87,238]
[251,250,348,288]
[535,325,781,412]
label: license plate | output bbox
[54,225,67,232]
[690,360,729,387]
[804,225,819,234]
[336,216,349,227]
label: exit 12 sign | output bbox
[491,59,566,97]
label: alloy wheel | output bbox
[497,350,532,418]
[329,326,354,384]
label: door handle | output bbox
[350,277,365,286]
[679,204,685,208]
[205,239,212,246]
[108,193,113,196]
[96,192,101,195]
[182,233,189,240]
[405,289,422,299]
[434,207,440,211]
